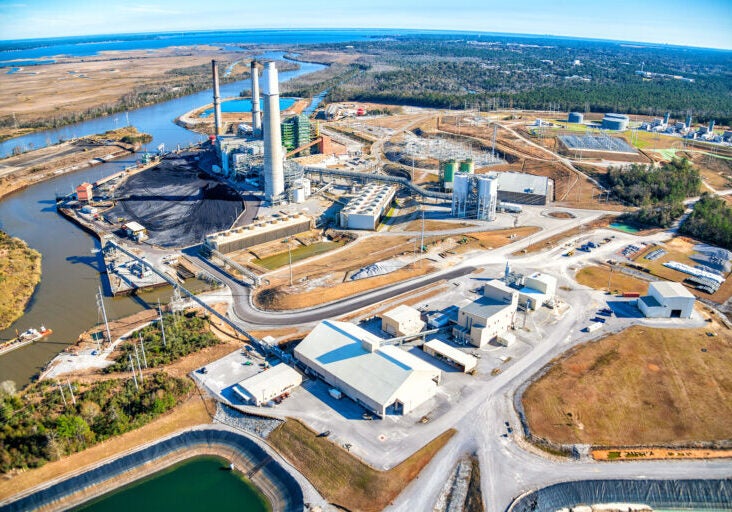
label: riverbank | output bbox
[0,127,150,201]
[0,231,41,331]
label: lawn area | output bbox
[0,231,41,330]
[254,241,343,270]
[522,324,732,446]
[575,265,648,294]
[268,419,455,512]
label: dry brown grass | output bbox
[575,265,649,294]
[0,47,243,139]
[399,219,476,231]
[257,262,436,311]
[0,232,41,330]
[0,395,212,500]
[592,447,732,461]
[464,226,540,250]
[523,324,732,446]
[269,419,455,512]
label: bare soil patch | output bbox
[268,419,455,512]
[575,265,649,294]
[522,324,732,446]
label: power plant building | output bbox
[601,113,629,131]
[204,212,313,254]
[490,171,553,206]
[281,114,313,153]
[453,280,518,347]
[381,305,425,337]
[262,61,285,203]
[518,272,557,310]
[340,183,396,230]
[76,182,93,203]
[638,282,695,319]
[294,320,441,417]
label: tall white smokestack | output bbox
[211,60,222,137]
[262,61,284,202]
[251,60,262,137]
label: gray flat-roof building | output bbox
[294,320,441,417]
[486,171,553,205]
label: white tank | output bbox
[293,187,306,204]
[477,175,498,221]
[452,173,471,201]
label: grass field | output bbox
[523,324,732,446]
[268,419,455,512]
[254,241,343,270]
[575,265,648,294]
[0,231,41,330]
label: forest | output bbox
[0,374,192,472]
[605,157,701,228]
[311,35,732,124]
[680,193,732,250]
[106,312,220,373]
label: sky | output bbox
[0,0,730,50]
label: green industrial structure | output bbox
[281,114,313,154]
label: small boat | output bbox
[18,325,53,342]
[0,325,53,356]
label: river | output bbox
[71,456,270,512]
[0,51,326,387]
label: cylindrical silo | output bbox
[460,159,474,174]
[451,173,471,218]
[567,112,583,124]
[442,160,457,191]
[477,175,498,221]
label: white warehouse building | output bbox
[233,364,303,406]
[638,282,695,318]
[453,280,518,347]
[381,305,425,337]
[294,320,441,417]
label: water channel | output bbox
[0,52,326,386]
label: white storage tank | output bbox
[293,187,306,204]
[451,173,471,218]
[477,175,498,221]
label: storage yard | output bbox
[106,153,245,247]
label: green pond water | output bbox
[609,222,640,233]
[73,456,270,512]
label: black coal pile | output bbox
[108,154,243,247]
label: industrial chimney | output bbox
[251,61,262,137]
[262,61,284,203]
[211,60,222,137]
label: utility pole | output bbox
[134,344,144,384]
[129,354,139,391]
[57,383,67,407]
[139,332,148,368]
[66,380,76,405]
[158,299,167,348]
[97,286,112,348]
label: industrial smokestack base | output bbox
[211,60,222,137]
[251,61,262,138]
[262,61,284,203]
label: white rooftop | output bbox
[487,171,550,196]
[236,363,302,402]
[382,304,421,323]
[423,339,477,369]
[294,320,440,407]
[123,221,146,232]
[650,281,695,299]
